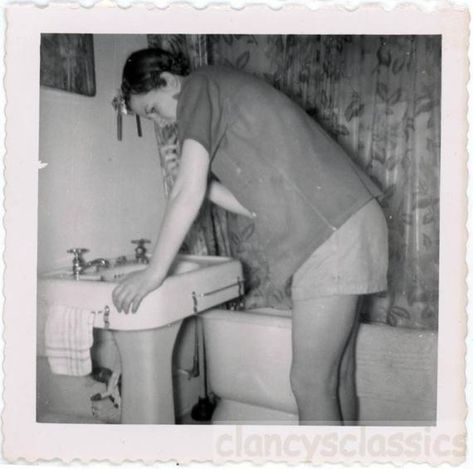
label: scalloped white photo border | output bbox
[2,2,469,464]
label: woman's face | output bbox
[129,72,180,127]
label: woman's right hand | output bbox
[112,268,165,314]
[112,138,210,315]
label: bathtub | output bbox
[202,308,438,426]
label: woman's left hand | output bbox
[112,268,164,314]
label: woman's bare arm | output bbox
[112,139,210,314]
[207,178,256,219]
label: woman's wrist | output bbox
[146,259,169,285]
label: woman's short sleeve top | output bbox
[177,65,382,290]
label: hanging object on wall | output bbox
[117,110,122,141]
[112,91,142,142]
[40,33,96,97]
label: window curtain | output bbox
[147,34,440,330]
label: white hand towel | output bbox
[45,303,95,376]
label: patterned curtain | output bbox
[147,35,440,330]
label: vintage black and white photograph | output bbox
[36,33,440,427]
[3,3,468,464]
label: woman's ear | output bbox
[160,72,180,92]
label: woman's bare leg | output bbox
[338,299,361,425]
[290,295,359,425]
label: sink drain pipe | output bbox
[190,316,216,422]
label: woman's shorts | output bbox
[291,199,388,300]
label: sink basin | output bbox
[38,254,243,331]
[100,258,201,281]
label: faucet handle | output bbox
[131,239,150,263]
[131,239,151,245]
[67,248,89,275]
[67,248,89,256]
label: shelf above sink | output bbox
[38,254,244,331]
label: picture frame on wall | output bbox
[40,33,96,97]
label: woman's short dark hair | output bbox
[121,48,190,108]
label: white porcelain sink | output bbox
[38,254,243,331]
[38,253,244,424]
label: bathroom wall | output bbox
[38,34,165,272]
[38,34,201,420]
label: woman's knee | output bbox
[290,357,339,399]
[290,295,360,399]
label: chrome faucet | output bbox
[82,258,111,272]
[67,248,110,277]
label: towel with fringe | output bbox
[45,304,95,376]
